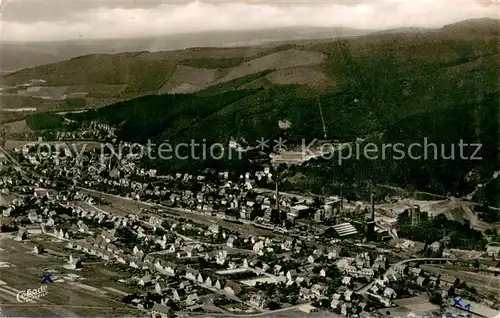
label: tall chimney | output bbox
[275,181,280,215]
[366,191,376,241]
[370,192,375,221]
[340,185,343,214]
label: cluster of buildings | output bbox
[14,144,350,231]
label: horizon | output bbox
[1,0,498,42]
[1,17,497,44]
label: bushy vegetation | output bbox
[26,113,65,130]
[396,210,487,250]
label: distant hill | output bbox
[5,18,500,204]
[4,19,499,110]
[0,27,370,72]
[443,18,500,35]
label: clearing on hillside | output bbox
[266,67,334,88]
[158,65,224,94]
[218,49,327,83]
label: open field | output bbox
[266,67,334,88]
[217,49,326,83]
[158,65,224,94]
[0,235,141,317]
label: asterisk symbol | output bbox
[273,138,287,152]
[256,138,270,151]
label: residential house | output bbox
[197,273,204,284]
[300,287,316,301]
[428,276,440,287]
[185,293,199,306]
[439,274,460,289]
[46,217,55,227]
[151,302,172,318]
[281,239,294,251]
[383,287,397,300]
[16,227,28,240]
[344,290,354,302]
[330,298,341,310]
[164,262,177,276]
[168,243,181,253]
[253,241,265,254]
[204,276,213,288]
[409,267,422,277]
[143,254,156,264]
[185,268,199,281]
[429,241,441,252]
[224,281,242,296]
[416,277,426,287]
[355,253,370,268]
[311,284,324,297]
[33,244,44,254]
[67,255,83,269]
[227,236,236,248]
[486,243,500,257]
[172,289,186,302]
[208,224,220,235]
[214,279,226,290]
[372,255,387,272]
[215,250,228,265]
[344,265,357,277]
[371,284,381,295]
[358,268,375,279]
[286,270,298,282]
[28,210,38,223]
[393,264,408,275]
[139,274,152,287]
[342,276,352,287]
[328,248,339,260]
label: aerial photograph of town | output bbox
[0,0,499,317]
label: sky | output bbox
[1,0,498,41]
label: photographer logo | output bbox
[16,285,49,303]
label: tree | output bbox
[339,248,349,257]
[122,294,137,304]
[429,292,443,306]
[154,227,166,236]
[268,301,281,310]
[287,293,299,305]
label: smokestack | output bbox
[275,181,280,215]
[370,192,375,221]
[340,185,343,214]
[366,192,376,242]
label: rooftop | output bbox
[331,222,358,237]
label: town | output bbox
[0,133,499,318]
